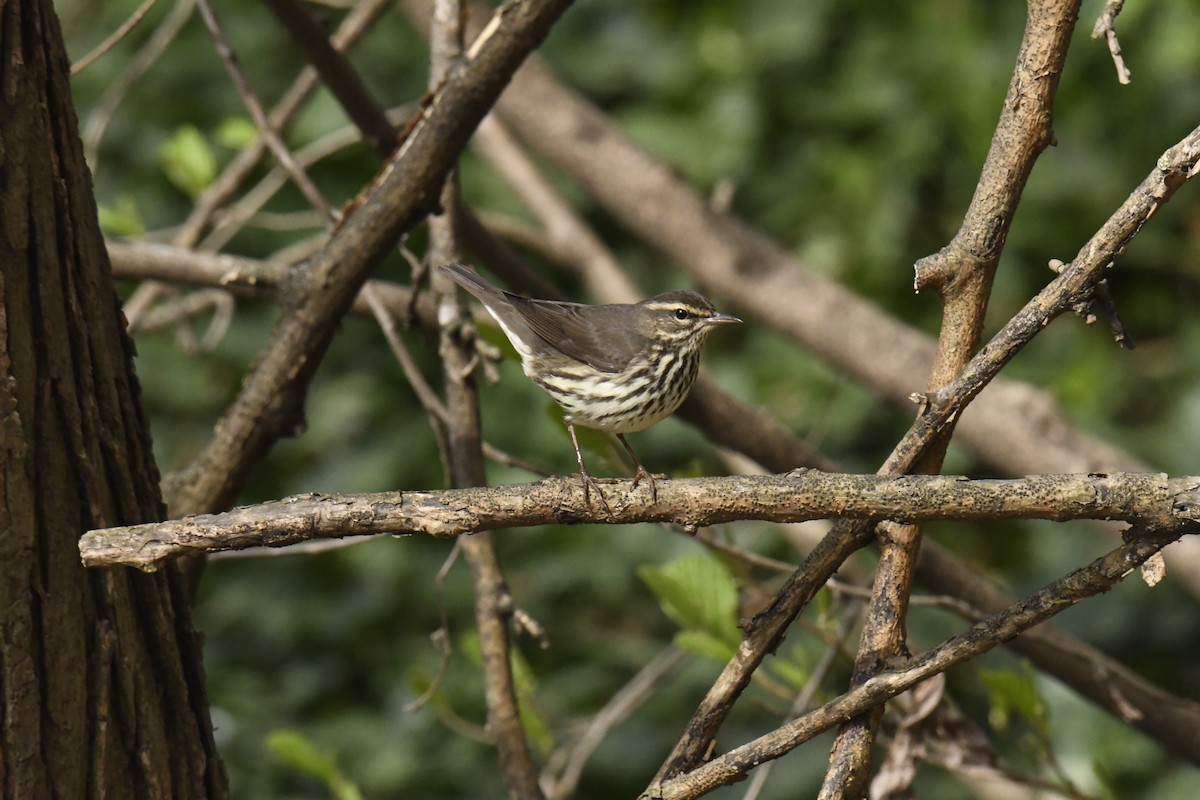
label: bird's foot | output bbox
[630,466,663,503]
[576,469,611,513]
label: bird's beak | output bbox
[705,313,742,326]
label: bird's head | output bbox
[639,290,741,349]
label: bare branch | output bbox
[132,287,234,352]
[1092,0,1132,85]
[888,121,1200,479]
[741,603,862,800]
[108,240,436,327]
[421,3,545,796]
[914,540,1200,765]
[542,647,688,800]
[81,471,1200,571]
[70,0,158,76]
[261,0,399,155]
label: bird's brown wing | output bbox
[511,297,648,373]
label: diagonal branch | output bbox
[162,0,575,517]
[261,0,399,156]
[643,522,1193,800]
[652,117,1200,781]
[888,120,1200,477]
[913,540,1200,765]
[1091,0,1131,85]
[826,1,1083,791]
[194,0,335,220]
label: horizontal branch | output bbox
[81,471,1200,571]
[107,240,443,328]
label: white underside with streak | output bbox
[528,348,700,433]
[480,298,710,434]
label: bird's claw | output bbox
[576,470,612,513]
[629,467,660,503]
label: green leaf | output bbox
[765,642,810,691]
[980,664,1048,736]
[215,116,258,150]
[159,124,216,197]
[96,195,145,237]
[811,585,833,625]
[639,552,741,660]
[266,729,363,800]
[404,665,449,712]
[460,631,555,756]
[674,629,736,661]
[548,402,606,452]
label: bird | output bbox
[439,262,740,507]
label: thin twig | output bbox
[541,647,688,800]
[179,0,391,247]
[132,287,234,353]
[406,540,467,716]
[1091,0,1132,85]
[70,0,159,76]
[742,603,863,800]
[197,105,412,251]
[195,0,336,221]
[82,0,196,169]
[402,626,454,714]
[827,579,984,621]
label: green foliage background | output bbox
[63,0,1200,797]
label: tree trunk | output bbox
[0,1,228,797]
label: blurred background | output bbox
[62,0,1200,797]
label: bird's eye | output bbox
[673,308,689,321]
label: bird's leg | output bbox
[566,419,610,512]
[617,434,657,503]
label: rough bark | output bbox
[0,1,227,797]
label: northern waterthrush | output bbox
[440,263,741,505]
